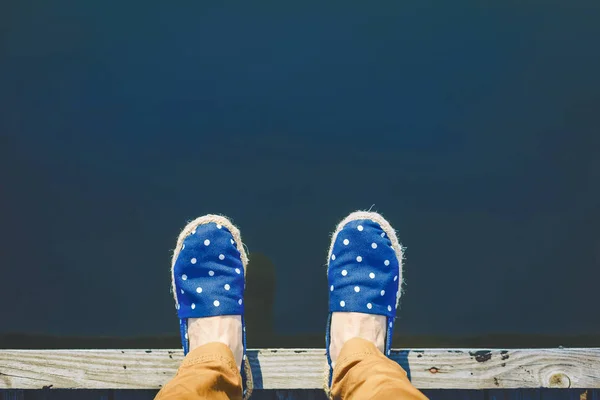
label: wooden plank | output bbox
[1,348,599,390]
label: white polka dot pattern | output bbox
[325,214,402,379]
[327,219,400,318]
[174,222,245,320]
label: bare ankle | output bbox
[188,316,243,370]
[329,312,386,366]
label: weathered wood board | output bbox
[1,348,599,390]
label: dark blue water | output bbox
[1,1,598,340]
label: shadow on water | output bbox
[245,252,276,346]
[2,252,600,350]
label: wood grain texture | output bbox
[1,348,599,390]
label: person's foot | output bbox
[326,211,403,369]
[188,315,243,370]
[171,215,249,373]
[329,312,386,367]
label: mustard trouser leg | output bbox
[331,337,429,400]
[155,342,242,400]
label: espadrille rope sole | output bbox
[323,211,404,398]
[171,214,253,400]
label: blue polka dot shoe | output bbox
[170,214,253,400]
[324,211,404,396]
